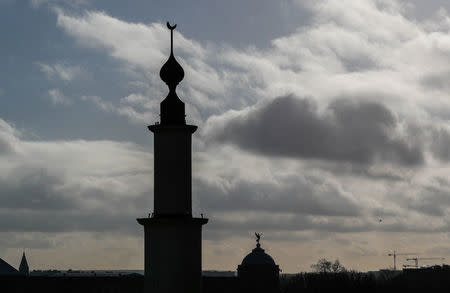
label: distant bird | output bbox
[201,213,203,218]
[379,219,383,223]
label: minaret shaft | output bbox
[137,21,207,293]
[149,124,197,216]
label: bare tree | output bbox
[311,258,347,273]
[331,259,347,273]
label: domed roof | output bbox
[241,243,276,266]
[157,22,186,125]
[159,52,184,88]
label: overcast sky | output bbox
[1,0,450,273]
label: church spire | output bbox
[19,251,29,275]
[159,22,185,125]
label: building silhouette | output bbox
[137,22,208,293]
[19,252,29,276]
[237,233,280,293]
[0,257,20,276]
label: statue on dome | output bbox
[255,232,262,245]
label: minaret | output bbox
[19,251,29,276]
[137,22,208,293]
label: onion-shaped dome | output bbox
[158,22,186,125]
[160,53,184,90]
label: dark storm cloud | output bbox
[309,160,407,181]
[0,167,77,210]
[204,209,449,237]
[202,213,374,242]
[421,71,450,91]
[207,95,424,166]
[0,233,54,249]
[194,175,360,217]
[429,127,450,161]
[0,163,150,234]
[0,166,150,233]
[0,177,147,234]
[203,209,450,241]
[0,209,142,234]
[0,167,148,233]
[393,185,450,217]
[0,117,153,234]
[434,177,450,187]
[208,215,373,234]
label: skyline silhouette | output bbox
[0,0,450,274]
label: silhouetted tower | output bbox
[137,22,208,293]
[19,252,29,276]
[238,233,280,293]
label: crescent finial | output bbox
[167,22,177,31]
[166,22,177,55]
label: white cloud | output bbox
[81,95,114,112]
[53,0,450,225]
[54,9,232,120]
[81,95,156,124]
[0,118,20,154]
[56,10,175,69]
[37,62,83,81]
[0,116,151,269]
[0,117,152,228]
[54,1,450,127]
[22,0,450,271]
[47,88,71,105]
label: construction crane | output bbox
[387,251,416,270]
[404,257,445,268]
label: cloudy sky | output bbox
[1,0,450,273]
